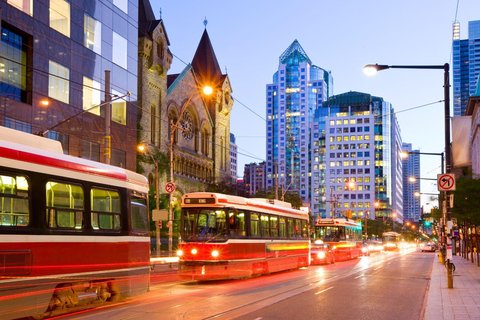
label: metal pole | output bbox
[155,160,160,256]
[444,63,453,288]
[169,120,174,259]
[104,70,111,165]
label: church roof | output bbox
[191,29,223,88]
[279,39,312,65]
[138,0,170,45]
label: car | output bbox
[366,241,384,253]
[310,241,335,265]
[361,242,370,256]
[422,243,436,252]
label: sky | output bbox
[150,0,480,209]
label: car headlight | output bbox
[362,247,368,253]
[317,251,326,259]
[176,250,184,257]
[211,250,219,258]
[191,248,198,255]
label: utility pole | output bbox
[274,160,278,200]
[104,70,111,164]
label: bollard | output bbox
[447,260,454,289]
[439,249,444,264]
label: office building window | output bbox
[83,76,101,115]
[111,149,126,168]
[8,0,33,15]
[84,14,101,54]
[47,130,69,154]
[49,61,69,104]
[113,0,128,13]
[1,26,28,102]
[82,140,100,161]
[5,117,31,133]
[112,32,127,69]
[111,90,126,125]
[50,0,70,37]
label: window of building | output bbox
[49,61,70,104]
[111,89,126,125]
[112,32,127,69]
[1,26,28,102]
[113,0,128,13]
[82,140,100,161]
[47,131,69,154]
[50,0,70,37]
[84,14,101,54]
[7,0,33,15]
[111,149,126,168]
[83,76,101,115]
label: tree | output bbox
[452,177,480,225]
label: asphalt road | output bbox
[59,248,433,320]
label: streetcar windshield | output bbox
[180,208,227,242]
[314,226,345,242]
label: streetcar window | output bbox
[179,208,227,241]
[131,194,148,232]
[301,220,308,238]
[295,220,302,238]
[261,214,270,237]
[287,219,294,238]
[46,181,84,229]
[279,218,286,237]
[91,188,121,230]
[0,174,29,227]
[250,213,260,236]
[228,210,246,237]
[270,215,278,238]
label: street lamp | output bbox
[169,85,212,257]
[138,144,160,255]
[364,63,453,287]
[392,212,397,231]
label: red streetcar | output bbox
[0,127,150,319]
[312,218,363,261]
[177,193,310,280]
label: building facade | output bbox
[1,0,140,170]
[266,40,332,207]
[243,161,267,197]
[453,20,480,117]
[402,143,421,222]
[230,133,237,183]
[318,92,402,221]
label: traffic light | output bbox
[424,221,431,227]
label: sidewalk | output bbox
[424,254,480,319]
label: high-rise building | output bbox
[266,40,332,206]
[230,133,238,183]
[1,0,140,170]
[402,143,421,222]
[317,92,403,221]
[243,161,267,197]
[453,20,480,116]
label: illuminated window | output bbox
[111,89,126,125]
[358,160,364,166]
[350,136,356,141]
[343,161,349,167]
[329,161,335,167]
[336,120,341,125]
[350,119,356,124]
[83,76,101,115]
[0,174,30,226]
[46,181,84,229]
[84,14,101,54]
[50,0,70,37]
[8,0,33,15]
[329,137,334,142]
[365,177,370,182]
[330,120,335,125]
[343,120,348,125]
[343,136,349,141]
[365,135,370,140]
[336,136,342,141]
[91,188,121,230]
[49,61,69,104]
[112,32,127,69]
[357,135,363,141]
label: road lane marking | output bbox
[315,286,334,295]
[354,274,364,279]
[253,318,263,320]
[374,266,382,270]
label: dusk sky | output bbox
[151,0,480,208]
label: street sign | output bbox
[152,209,168,221]
[438,174,456,191]
[165,182,175,194]
[158,221,162,228]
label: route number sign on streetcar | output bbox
[437,174,456,191]
[165,182,175,193]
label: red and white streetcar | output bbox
[0,127,150,319]
[312,218,363,261]
[177,193,310,280]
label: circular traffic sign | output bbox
[438,174,455,191]
[165,182,175,193]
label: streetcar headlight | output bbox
[191,248,198,255]
[211,250,219,258]
[317,251,326,259]
[176,250,184,257]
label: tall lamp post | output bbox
[364,63,453,288]
[169,85,212,257]
[138,145,160,255]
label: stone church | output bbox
[137,0,233,200]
